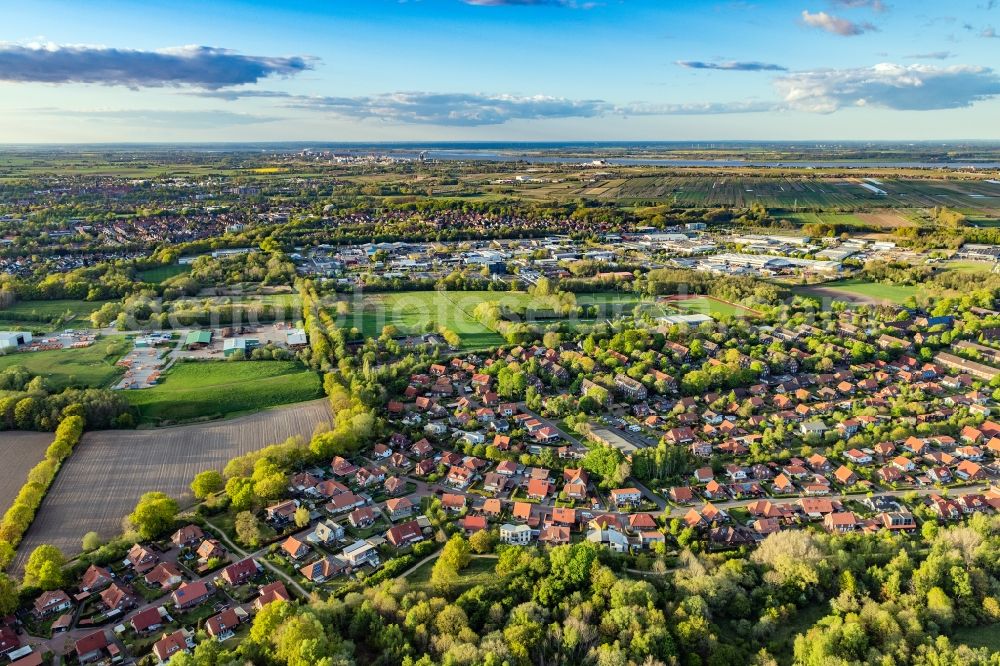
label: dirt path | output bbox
[202,518,308,599]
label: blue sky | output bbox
[1,0,999,141]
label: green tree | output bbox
[469,529,496,554]
[294,505,310,528]
[226,476,257,511]
[190,470,224,499]
[235,511,263,547]
[0,573,18,615]
[128,491,179,540]
[23,544,65,590]
[440,534,471,571]
[81,531,102,552]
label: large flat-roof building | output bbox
[935,352,1000,381]
[0,331,31,350]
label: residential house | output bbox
[153,629,193,663]
[348,506,376,529]
[310,519,345,544]
[145,562,183,590]
[500,523,532,545]
[385,497,414,521]
[386,520,424,548]
[170,525,205,548]
[824,511,860,533]
[281,536,311,560]
[254,582,291,610]
[130,607,164,634]
[172,580,211,609]
[125,543,158,573]
[75,630,110,664]
[80,565,112,593]
[299,557,346,584]
[33,590,71,618]
[608,488,642,507]
[206,608,242,641]
[221,559,261,586]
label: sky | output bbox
[1,0,1000,142]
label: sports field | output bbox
[125,360,323,424]
[0,336,129,389]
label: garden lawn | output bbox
[0,336,129,389]
[125,360,323,423]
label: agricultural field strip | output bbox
[0,433,52,516]
[11,399,333,571]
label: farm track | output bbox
[11,399,332,572]
[0,432,52,515]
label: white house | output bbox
[499,524,532,546]
[587,527,630,553]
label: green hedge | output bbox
[0,413,85,568]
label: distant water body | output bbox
[300,142,1000,169]
[9,141,1000,169]
[365,148,1000,169]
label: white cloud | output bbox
[774,63,1000,112]
[287,92,614,125]
[801,10,877,35]
[829,0,887,11]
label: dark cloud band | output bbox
[677,60,788,72]
[0,43,312,89]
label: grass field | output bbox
[11,399,332,570]
[347,290,653,348]
[0,299,112,329]
[951,624,1000,653]
[125,360,324,423]
[774,211,868,227]
[349,291,514,348]
[795,279,918,305]
[406,555,498,594]
[0,433,52,516]
[0,336,129,389]
[138,264,190,283]
[942,260,995,274]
